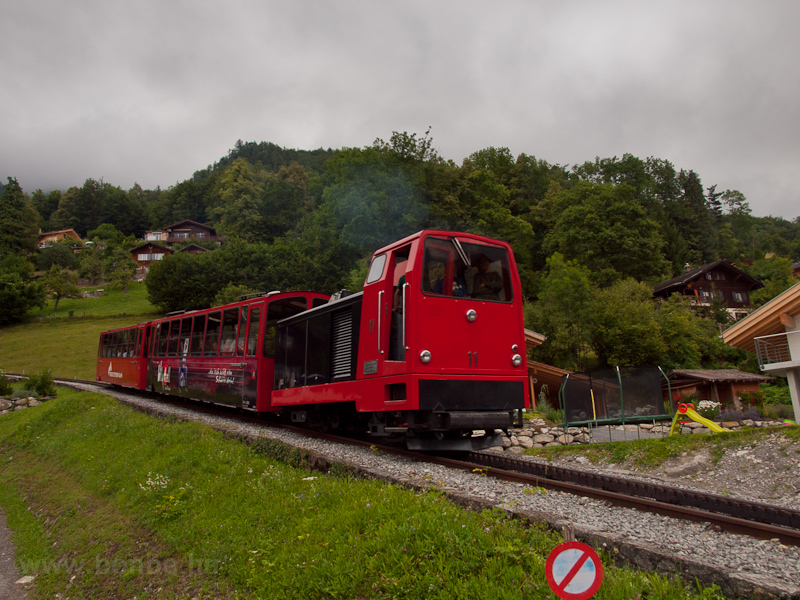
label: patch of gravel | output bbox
[60,383,800,598]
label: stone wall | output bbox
[487,417,796,453]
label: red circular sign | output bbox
[545,541,604,600]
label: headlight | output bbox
[511,354,523,367]
[419,350,432,364]
[465,309,477,322]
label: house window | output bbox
[732,291,747,303]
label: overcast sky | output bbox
[2,1,798,219]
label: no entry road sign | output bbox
[545,541,604,600]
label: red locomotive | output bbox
[97,230,529,450]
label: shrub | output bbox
[760,382,793,405]
[696,400,720,420]
[23,369,57,398]
[742,407,762,421]
[0,373,13,397]
[12,389,38,400]
[739,391,765,410]
[764,403,796,420]
[715,408,743,422]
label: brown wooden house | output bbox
[130,242,173,274]
[144,220,222,246]
[653,259,763,320]
[663,369,774,409]
[38,228,82,248]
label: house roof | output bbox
[721,281,800,353]
[668,369,774,383]
[524,328,546,351]
[163,219,217,234]
[129,242,173,254]
[176,243,210,253]
[38,229,81,242]
[653,259,763,296]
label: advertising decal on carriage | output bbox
[97,230,529,451]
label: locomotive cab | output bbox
[356,230,529,450]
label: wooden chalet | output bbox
[653,259,763,320]
[38,228,82,248]
[664,369,774,410]
[144,220,222,246]
[130,242,173,273]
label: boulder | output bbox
[518,436,534,449]
[533,433,555,444]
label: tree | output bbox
[37,239,76,271]
[103,246,138,297]
[0,177,40,256]
[42,265,80,311]
[87,223,125,245]
[542,182,670,286]
[146,251,223,312]
[588,279,667,367]
[525,253,593,371]
[0,255,45,325]
[746,257,795,307]
[75,244,104,284]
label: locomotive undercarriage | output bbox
[285,403,520,451]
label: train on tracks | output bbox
[97,230,529,450]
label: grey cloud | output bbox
[1,1,798,219]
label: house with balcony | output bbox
[129,242,173,275]
[144,220,222,247]
[653,259,763,320]
[721,281,800,421]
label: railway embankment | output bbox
[1,385,780,600]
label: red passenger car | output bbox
[98,230,529,450]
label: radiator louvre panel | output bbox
[331,310,353,380]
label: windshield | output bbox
[421,237,513,302]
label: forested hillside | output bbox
[2,132,799,371]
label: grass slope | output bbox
[0,388,726,599]
[0,283,160,380]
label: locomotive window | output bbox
[204,312,221,357]
[246,306,260,357]
[98,334,106,358]
[312,297,327,308]
[263,297,308,357]
[219,308,240,357]
[135,329,142,357]
[236,306,249,357]
[421,237,513,303]
[178,316,192,357]
[190,314,206,357]
[167,319,181,357]
[366,254,387,284]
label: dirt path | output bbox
[0,509,26,600]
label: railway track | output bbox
[51,377,800,547]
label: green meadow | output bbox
[0,388,727,599]
[0,283,159,380]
